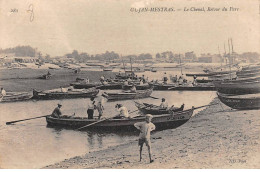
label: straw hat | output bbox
[145,114,153,119]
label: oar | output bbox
[149,96,159,99]
[6,115,50,125]
[193,103,219,110]
[76,109,140,130]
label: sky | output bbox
[0,0,259,57]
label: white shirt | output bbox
[134,122,156,139]
[117,106,129,118]
[1,89,6,96]
[160,102,168,108]
[88,101,95,109]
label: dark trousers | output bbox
[87,109,94,119]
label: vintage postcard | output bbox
[0,0,259,169]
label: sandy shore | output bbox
[44,98,260,169]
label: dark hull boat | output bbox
[186,69,238,77]
[102,88,153,101]
[214,81,260,95]
[71,82,122,90]
[33,88,99,100]
[196,79,213,83]
[46,108,194,131]
[0,92,33,103]
[151,83,216,91]
[135,101,184,115]
[237,71,260,78]
[122,84,150,90]
[217,92,260,110]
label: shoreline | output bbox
[43,98,260,169]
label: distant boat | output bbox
[151,68,157,72]
[217,92,260,110]
[102,88,153,101]
[32,87,99,100]
[0,92,33,103]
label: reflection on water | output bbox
[0,83,216,168]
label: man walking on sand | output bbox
[134,114,155,163]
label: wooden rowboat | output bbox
[0,92,33,103]
[32,87,99,100]
[213,81,260,95]
[217,92,260,110]
[135,101,184,115]
[122,83,150,90]
[46,107,194,131]
[151,83,216,91]
[102,88,153,101]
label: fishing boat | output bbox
[37,74,52,80]
[214,80,260,95]
[236,68,260,75]
[0,92,33,103]
[151,83,216,91]
[32,87,99,100]
[135,101,184,115]
[151,68,157,72]
[122,83,151,90]
[218,76,260,83]
[102,88,153,101]
[186,70,237,77]
[46,107,194,131]
[196,79,213,83]
[71,82,101,89]
[237,71,260,78]
[217,92,260,110]
[208,72,237,81]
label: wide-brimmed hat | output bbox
[145,114,153,119]
[57,103,62,106]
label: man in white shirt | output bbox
[115,104,129,118]
[160,98,168,109]
[134,114,155,163]
[0,88,6,97]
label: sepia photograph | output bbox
[0,0,259,169]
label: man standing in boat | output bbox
[51,104,62,118]
[96,97,104,119]
[134,114,155,163]
[163,72,168,84]
[87,97,96,119]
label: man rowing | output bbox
[51,103,62,118]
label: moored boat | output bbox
[151,83,216,91]
[213,80,260,95]
[122,83,150,90]
[135,101,184,115]
[0,92,33,103]
[46,107,194,131]
[102,88,153,101]
[217,92,260,110]
[32,87,99,100]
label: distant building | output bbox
[184,51,197,62]
[198,54,212,63]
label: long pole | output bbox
[179,54,183,75]
[218,45,222,68]
[228,38,232,80]
[121,55,126,75]
[6,115,49,125]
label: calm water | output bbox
[0,69,217,168]
[0,90,216,168]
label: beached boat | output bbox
[214,81,260,95]
[46,107,194,131]
[122,83,150,90]
[151,83,216,91]
[102,88,153,101]
[0,92,33,103]
[71,82,101,89]
[196,79,213,83]
[237,71,260,78]
[135,101,184,115]
[217,92,260,110]
[32,87,99,100]
[236,68,260,75]
[37,74,52,80]
[186,70,238,77]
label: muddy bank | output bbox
[44,99,260,169]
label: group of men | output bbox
[51,98,156,163]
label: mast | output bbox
[121,55,126,75]
[218,45,222,68]
[228,38,232,80]
[224,43,227,65]
[179,54,183,75]
[130,57,133,73]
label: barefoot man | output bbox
[134,114,155,163]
